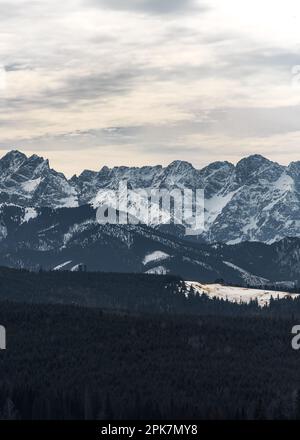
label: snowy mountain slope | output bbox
[0,150,300,243]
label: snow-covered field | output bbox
[185,282,300,307]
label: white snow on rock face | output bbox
[205,190,238,227]
[143,251,170,266]
[57,195,78,208]
[185,281,300,307]
[21,177,42,193]
[22,207,38,223]
[273,172,294,192]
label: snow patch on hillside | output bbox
[146,266,169,275]
[143,251,170,266]
[53,261,72,271]
[185,281,300,307]
[71,264,81,272]
[22,207,38,223]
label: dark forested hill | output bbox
[0,301,299,420]
[0,268,300,420]
[0,267,300,318]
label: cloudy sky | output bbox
[1,0,300,175]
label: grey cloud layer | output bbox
[88,0,204,15]
[1,0,300,173]
[1,44,296,113]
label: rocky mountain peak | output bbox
[235,154,283,184]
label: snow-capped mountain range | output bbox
[0,150,299,244]
[0,150,78,209]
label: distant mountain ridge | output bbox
[0,150,300,244]
[0,203,299,285]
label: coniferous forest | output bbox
[0,268,300,419]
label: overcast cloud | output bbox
[89,0,204,15]
[1,0,300,175]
